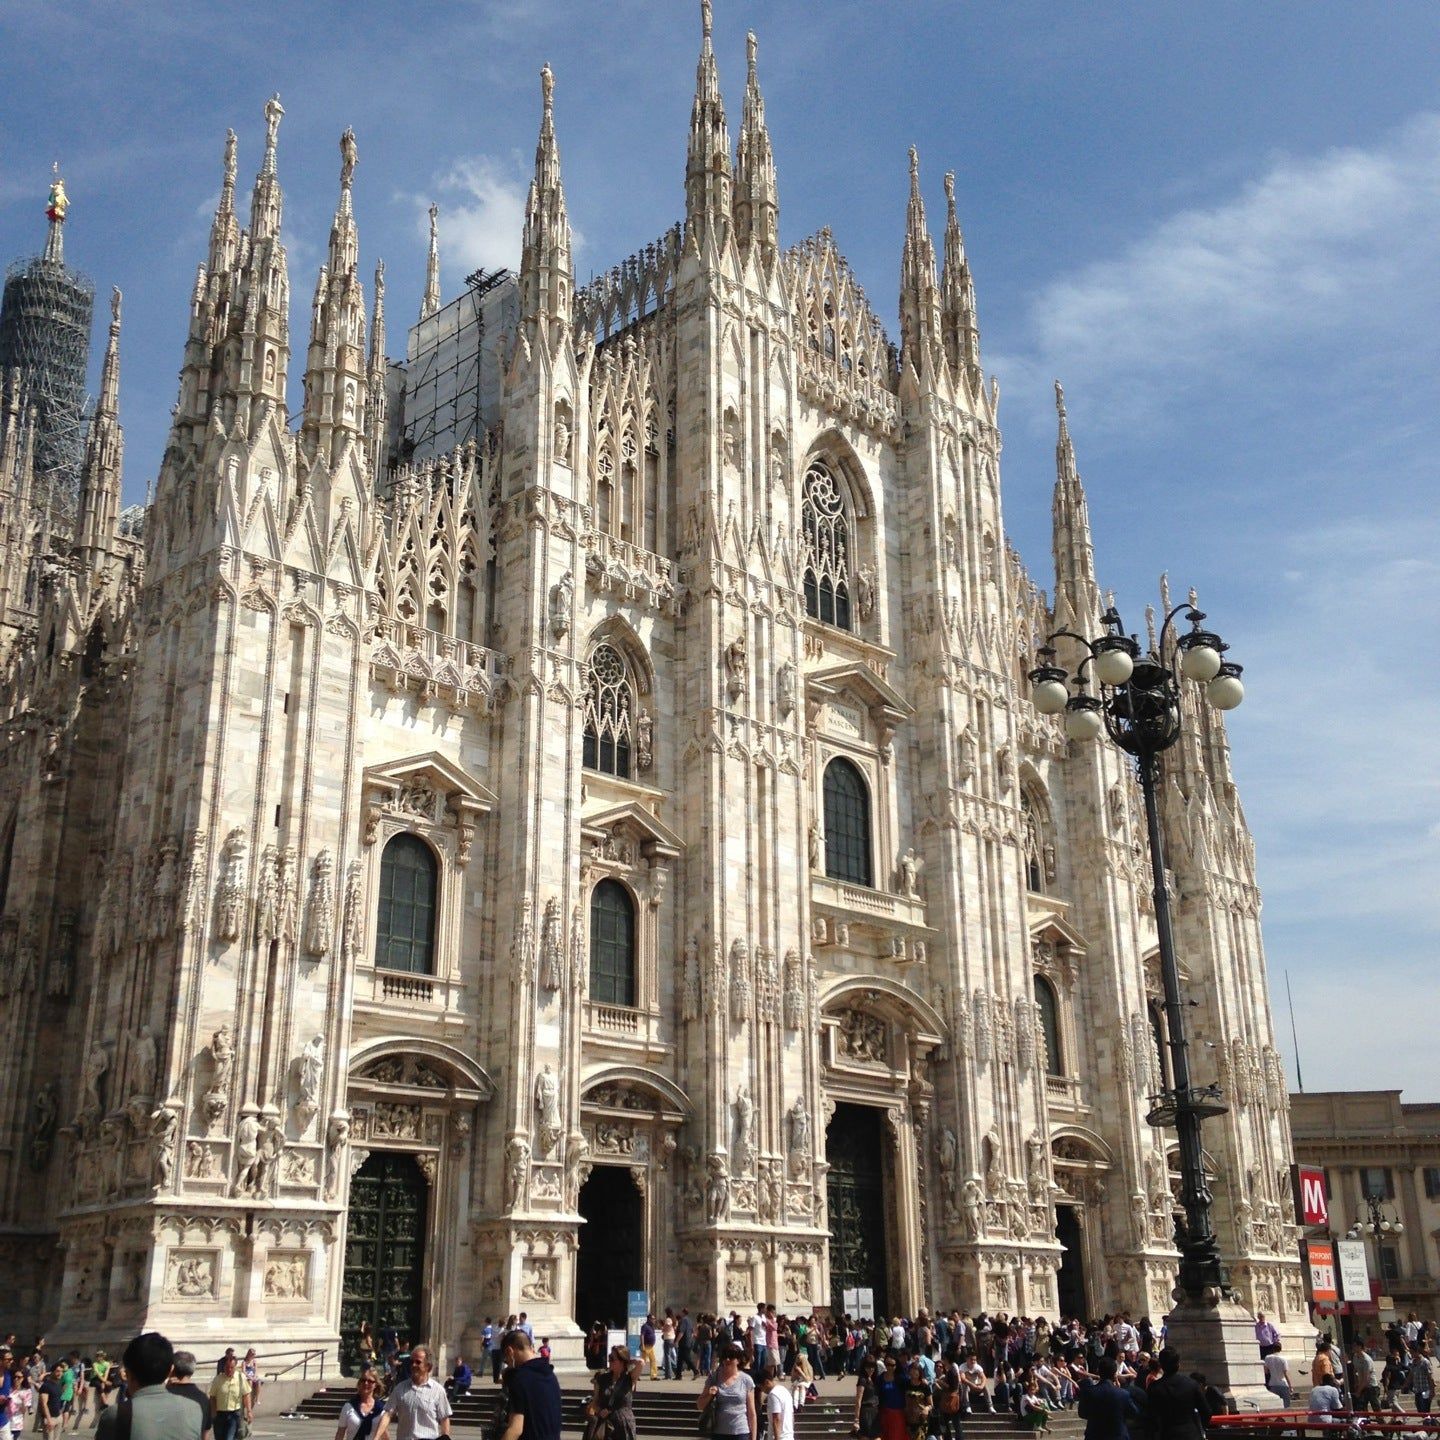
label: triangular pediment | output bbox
[1026,891,1089,954]
[581,800,683,858]
[805,660,913,725]
[1029,909,1088,956]
[363,751,497,814]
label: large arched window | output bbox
[802,460,852,630]
[588,879,636,1007]
[1034,975,1063,1077]
[823,758,872,887]
[583,643,634,778]
[375,834,437,974]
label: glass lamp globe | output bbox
[1180,643,1223,683]
[1380,1218,1392,1232]
[1394,1220,1405,1234]
[1064,705,1104,742]
[1031,678,1070,715]
[1094,646,1135,686]
[1207,670,1244,711]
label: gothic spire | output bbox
[735,29,778,257]
[899,146,941,372]
[367,259,389,483]
[328,127,359,276]
[685,0,732,249]
[519,63,574,337]
[76,288,124,560]
[1051,380,1099,630]
[249,94,285,242]
[369,258,387,376]
[420,204,441,322]
[207,130,240,276]
[302,130,369,458]
[940,170,982,392]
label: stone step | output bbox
[297,1388,1085,1437]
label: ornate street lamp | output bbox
[1347,1191,1404,1265]
[1028,602,1244,1302]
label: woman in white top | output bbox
[335,1372,385,1440]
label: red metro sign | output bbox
[1294,1164,1329,1228]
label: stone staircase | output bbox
[296,1382,1085,1439]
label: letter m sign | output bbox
[1294,1164,1329,1227]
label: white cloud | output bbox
[994,113,1440,436]
[422,156,529,277]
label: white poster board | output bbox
[843,1288,860,1317]
[856,1287,876,1321]
[1336,1239,1371,1303]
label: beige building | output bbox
[0,6,1303,1368]
[1291,1091,1440,1319]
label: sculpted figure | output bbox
[706,1155,730,1224]
[961,1178,983,1239]
[938,1127,959,1209]
[898,848,923,898]
[534,1065,561,1155]
[130,1025,158,1100]
[82,1043,109,1117]
[776,659,797,718]
[233,1112,261,1197]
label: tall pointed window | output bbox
[589,879,636,1007]
[802,460,852,630]
[823,758,872,887]
[1034,975,1063,1077]
[583,643,634,778]
[376,834,437,974]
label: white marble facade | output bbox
[0,9,1305,1365]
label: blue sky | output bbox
[2,2,1436,1094]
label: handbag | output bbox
[697,1397,718,1435]
[940,1389,961,1416]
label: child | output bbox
[1018,1375,1050,1433]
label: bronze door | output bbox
[826,1104,889,1320]
[340,1152,428,1374]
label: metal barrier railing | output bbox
[190,1348,327,1385]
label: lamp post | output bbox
[1028,601,1244,1302]
[1347,1191,1404,1279]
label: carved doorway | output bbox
[574,1166,644,1330]
[1055,1204,1087,1321]
[826,1103,889,1320]
[340,1152,429,1374]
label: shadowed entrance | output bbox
[826,1103,890,1320]
[575,1166,644,1330]
[1055,1204,1087,1320]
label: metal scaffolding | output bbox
[0,203,95,505]
[402,267,515,467]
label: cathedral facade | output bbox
[0,7,1304,1364]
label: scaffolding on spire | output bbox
[0,165,94,509]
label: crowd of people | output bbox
[0,1339,265,1440]
[1270,1318,1436,1417]
[4,1305,1435,1440]
[561,1304,1440,1440]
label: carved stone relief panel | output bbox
[164,1248,219,1301]
[262,1249,312,1302]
